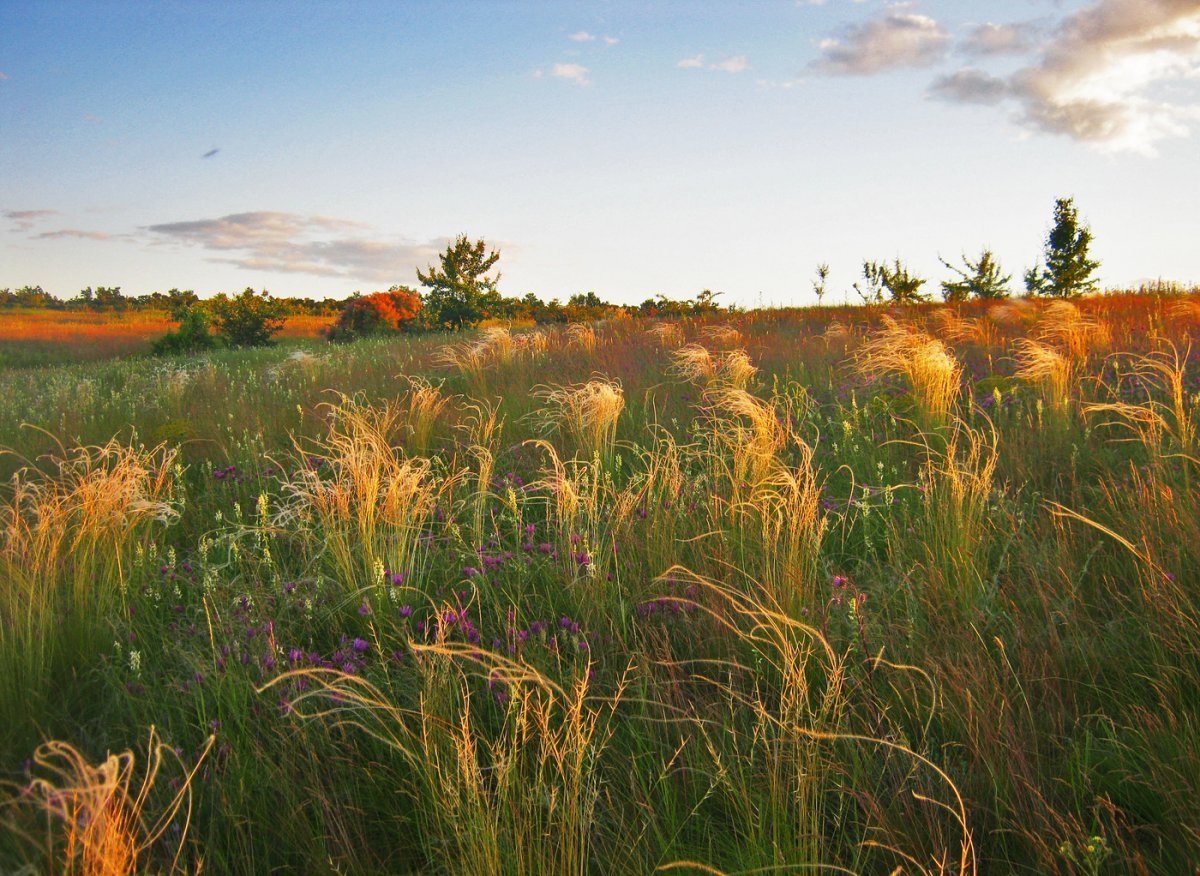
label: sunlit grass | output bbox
[1,292,1199,873]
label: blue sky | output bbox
[2,0,1199,306]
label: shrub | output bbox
[326,287,423,342]
[209,288,285,347]
[150,308,216,356]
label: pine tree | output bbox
[1025,198,1100,298]
[940,249,1011,301]
[858,259,929,304]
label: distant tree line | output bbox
[3,197,1191,353]
[0,284,344,316]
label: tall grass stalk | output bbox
[0,438,178,744]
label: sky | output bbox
[2,0,1199,307]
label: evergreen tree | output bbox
[417,235,501,329]
[1025,197,1100,298]
[812,263,830,305]
[859,259,929,304]
[940,249,1011,301]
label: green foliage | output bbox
[0,285,55,308]
[208,287,286,347]
[813,263,830,305]
[417,235,502,329]
[151,308,217,356]
[857,259,929,304]
[164,288,199,319]
[940,248,1011,301]
[71,286,126,310]
[1026,197,1101,297]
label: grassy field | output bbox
[2,294,1199,874]
[0,310,335,369]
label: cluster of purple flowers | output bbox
[212,464,240,482]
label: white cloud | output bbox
[814,8,950,75]
[145,212,449,283]
[550,62,591,85]
[678,54,750,73]
[568,30,595,42]
[711,55,749,73]
[935,0,1200,154]
[603,36,619,46]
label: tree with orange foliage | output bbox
[326,286,423,341]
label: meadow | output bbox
[1,294,1199,874]
[0,310,334,369]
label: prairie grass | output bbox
[0,439,178,750]
[2,295,1199,874]
[567,322,598,353]
[1014,337,1074,413]
[857,316,963,428]
[530,377,625,461]
[1,727,211,875]
[274,394,452,597]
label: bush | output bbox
[151,308,217,356]
[326,288,423,342]
[209,288,285,347]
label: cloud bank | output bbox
[145,212,449,283]
[934,0,1200,153]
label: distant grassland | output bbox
[1,293,1199,874]
[0,309,335,368]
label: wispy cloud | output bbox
[4,209,59,232]
[933,0,1200,154]
[34,228,114,241]
[711,55,749,74]
[960,21,1040,58]
[567,31,617,46]
[814,7,950,75]
[677,53,750,73]
[145,211,449,282]
[550,62,591,85]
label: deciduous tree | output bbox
[417,235,501,329]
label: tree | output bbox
[208,288,286,347]
[857,259,929,304]
[165,288,200,319]
[417,235,502,329]
[939,249,1011,302]
[812,263,830,305]
[1025,197,1100,298]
